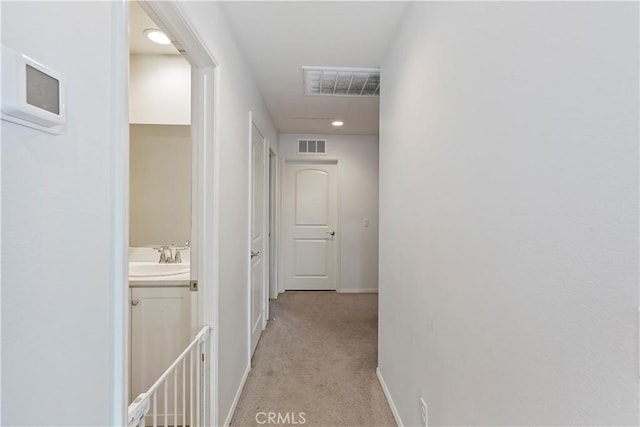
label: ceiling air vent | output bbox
[298,139,326,154]
[303,67,380,97]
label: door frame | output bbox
[113,1,221,424]
[247,112,270,360]
[268,148,279,300]
[110,2,129,423]
[278,158,342,293]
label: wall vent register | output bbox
[298,139,326,154]
[303,67,380,97]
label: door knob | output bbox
[326,231,336,236]
[251,251,261,259]
[131,300,139,306]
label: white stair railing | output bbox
[128,325,212,427]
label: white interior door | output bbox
[284,161,338,290]
[250,122,266,356]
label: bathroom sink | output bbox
[129,262,190,278]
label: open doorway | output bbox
[128,3,194,412]
[122,1,219,425]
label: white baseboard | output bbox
[376,367,403,427]
[224,363,251,427]
[337,289,378,293]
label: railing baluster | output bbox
[196,341,201,427]
[127,325,211,427]
[164,381,168,427]
[153,392,158,427]
[190,347,194,427]
[203,340,207,427]
[174,368,178,427]
[182,359,186,427]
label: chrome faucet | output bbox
[154,241,189,264]
[173,249,182,264]
[171,240,190,264]
[154,246,173,264]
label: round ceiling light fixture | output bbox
[331,120,344,127]
[144,29,171,45]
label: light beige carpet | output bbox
[230,291,396,427]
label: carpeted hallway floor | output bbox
[230,291,396,427]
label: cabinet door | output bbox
[130,286,191,408]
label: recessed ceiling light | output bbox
[144,29,171,45]
[332,120,344,127]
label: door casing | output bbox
[268,149,278,300]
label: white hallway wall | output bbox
[1,1,278,425]
[1,2,123,425]
[378,2,638,426]
[176,2,278,425]
[279,134,379,292]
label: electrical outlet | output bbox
[419,397,428,427]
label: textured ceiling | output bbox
[221,2,409,135]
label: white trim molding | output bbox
[337,289,378,294]
[110,1,130,424]
[224,364,251,427]
[376,367,403,427]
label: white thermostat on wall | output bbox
[1,45,66,134]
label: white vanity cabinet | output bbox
[130,286,191,402]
